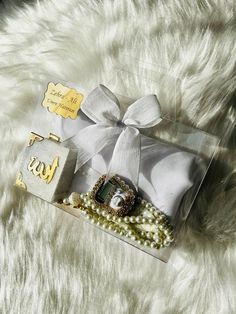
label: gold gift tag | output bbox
[42,82,84,119]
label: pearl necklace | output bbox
[64,192,174,250]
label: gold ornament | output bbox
[15,172,27,191]
[27,156,59,184]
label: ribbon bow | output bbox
[70,84,162,190]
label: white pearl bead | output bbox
[141,199,146,205]
[117,217,122,223]
[153,234,160,242]
[165,235,170,242]
[63,198,69,205]
[106,214,112,221]
[129,216,136,223]
[124,217,129,223]
[150,242,156,248]
[131,235,136,241]
[128,230,134,236]
[149,207,155,213]
[144,240,150,246]
[160,215,166,221]
[135,217,142,223]
[141,218,147,224]
[141,231,146,237]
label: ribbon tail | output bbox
[63,124,120,172]
[107,126,141,191]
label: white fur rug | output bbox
[0,1,235,313]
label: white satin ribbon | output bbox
[65,84,162,190]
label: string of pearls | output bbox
[63,192,174,250]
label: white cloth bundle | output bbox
[59,85,205,219]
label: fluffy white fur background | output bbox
[0,0,235,313]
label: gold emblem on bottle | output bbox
[27,156,59,184]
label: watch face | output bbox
[91,175,136,216]
[95,180,115,204]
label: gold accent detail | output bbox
[49,133,60,143]
[28,132,44,147]
[27,156,59,184]
[42,82,84,119]
[90,175,136,217]
[15,172,27,190]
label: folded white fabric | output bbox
[61,85,206,220]
[68,132,205,219]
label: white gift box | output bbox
[15,78,220,261]
[16,133,77,202]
